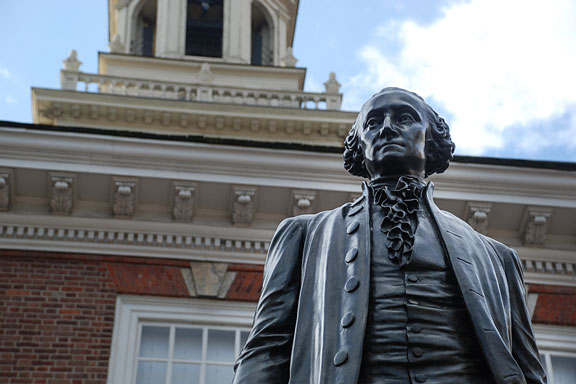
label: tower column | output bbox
[223,0,251,63]
[155,0,187,58]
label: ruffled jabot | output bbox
[370,175,426,267]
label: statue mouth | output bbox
[377,142,404,151]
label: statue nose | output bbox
[383,115,392,128]
[380,115,396,137]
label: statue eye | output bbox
[397,113,415,123]
[366,117,381,128]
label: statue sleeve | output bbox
[505,248,548,384]
[232,216,306,384]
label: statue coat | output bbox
[232,183,546,384]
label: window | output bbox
[251,2,273,66]
[135,324,249,384]
[534,325,576,384]
[539,351,576,384]
[131,0,157,57]
[185,0,224,58]
[107,296,256,384]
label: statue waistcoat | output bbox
[358,198,491,384]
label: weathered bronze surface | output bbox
[233,88,547,384]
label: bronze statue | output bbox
[233,88,546,384]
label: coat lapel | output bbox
[424,182,524,383]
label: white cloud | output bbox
[0,66,12,79]
[4,96,17,104]
[344,0,576,156]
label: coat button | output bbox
[345,248,358,263]
[411,324,422,333]
[415,374,427,382]
[413,347,423,357]
[408,274,418,282]
[346,221,359,234]
[341,312,355,328]
[349,204,364,216]
[345,277,359,292]
[333,350,348,366]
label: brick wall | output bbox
[3,249,573,383]
[0,252,117,384]
[530,284,576,327]
[0,250,262,384]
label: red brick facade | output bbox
[0,251,117,384]
[530,284,576,327]
[1,249,574,383]
[0,250,263,383]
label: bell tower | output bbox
[109,0,298,66]
[34,0,347,146]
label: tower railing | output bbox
[60,70,343,110]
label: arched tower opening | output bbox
[131,0,157,57]
[251,2,274,66]
[185,0,224,58]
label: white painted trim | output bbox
[106,295,256,384]
[0,213,271,264]
[534,325,576,353]
[2,126,576,205]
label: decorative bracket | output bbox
[112,178,137,218]
[523,207,553,246]
[49,173,75,215]
[197,63,215,83]
[231,186,257,226]
[180,262,235,298]
[281,47,298,67]
[172,181,197,221]
[291,190,316,216]
[109,34,126,53]
[466,202,492,234]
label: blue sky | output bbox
[2,0,576,162]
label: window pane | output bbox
[171,363,200,384]
[136,361,167,384]
[205,364,234,383]
[140,326,170,358]
[551,355,576,384]
[207,330,235,362]
[174,328,202,360]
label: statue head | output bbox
[343,87,455,180]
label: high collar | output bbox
[369,175,425,189]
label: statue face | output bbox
[358,90,429,179]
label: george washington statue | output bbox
[232,87,546,384]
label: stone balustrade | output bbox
[60,70,343,110]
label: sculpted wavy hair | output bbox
[343,87,455,178]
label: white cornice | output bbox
[0,213,272,264]
[1,212,575,285]
[0,126,355,191]
[32,88,354,146]
[2,126,576,205]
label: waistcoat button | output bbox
[333,350,348,366]
[415,374,427,383]
[411,324,422,333]
[345,248,358,263]
[345,277,359,292]
[408,274,418,282]
[341,312,355,328]
[413,347,424,357]
[346,221,359,234]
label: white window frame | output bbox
[534,324,576,384]
[106,295,256,384]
